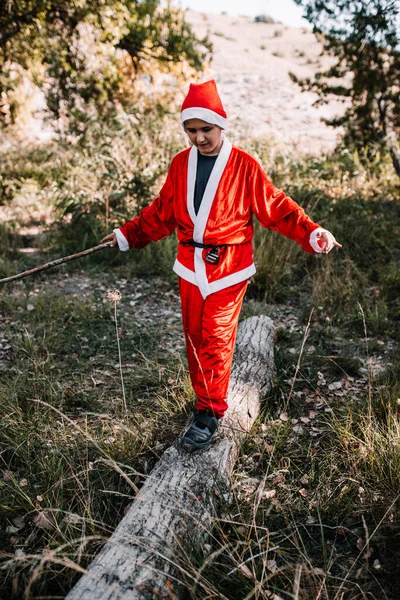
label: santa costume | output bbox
[114,80,334,447]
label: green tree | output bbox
[0,0,211,128]
[291,0,400,177]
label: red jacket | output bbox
[116,137,323,298]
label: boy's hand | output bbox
[317,230,342,254]
[100,232,117,248]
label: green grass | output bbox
[0,284,191,597]
[247,145,400,342]
[173,318,400,599]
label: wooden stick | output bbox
[0,242,112,285]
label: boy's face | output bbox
[184,119,223,155]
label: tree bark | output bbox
[66,316,274,600]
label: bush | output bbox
[244,142,400,339]
[255,14,275,24]
[0,92,185,264]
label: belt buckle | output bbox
[205,246,220,265]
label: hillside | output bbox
[185,10,346,154]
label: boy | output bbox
[101,80,341,449]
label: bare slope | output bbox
[185,10,346,154]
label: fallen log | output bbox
[66,315,274,600]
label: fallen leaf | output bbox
[273,473,285,484]
[12,517,25,529]
[373,559,381,569]
[292,425,306,435]
[239,564,253,579]
[6,525,20,534]
[299,488,308,497]
[33,510,55,530]
[266,559,277,573]
[279,412,288,422]
[263,489,276,499]
[306,515,316,524]
[64,513,81,525]
[328,381,343,391]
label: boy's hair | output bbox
[183,120,222,130]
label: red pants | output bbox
[179,278,248,418]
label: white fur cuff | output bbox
[114,229,129,252]
[309,227,336,253]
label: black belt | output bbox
[181,240,228,249]
[180,240,228,265]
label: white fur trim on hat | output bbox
[181,107,227,130]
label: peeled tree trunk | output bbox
[66,315,275,600]
[377,97,400,179]
[389,144,400,178]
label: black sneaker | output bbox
[182,410,220,449]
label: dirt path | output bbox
[1,270,392,391]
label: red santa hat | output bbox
[180,80,228,129]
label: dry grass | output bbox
[1,131,400,598]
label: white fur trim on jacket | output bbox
[114,228,129,252]
[173,260,255,298]
[309,227,336,253]
[185,135,233,298]
[181,107,227,130]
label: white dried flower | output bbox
[107,289,121,304]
